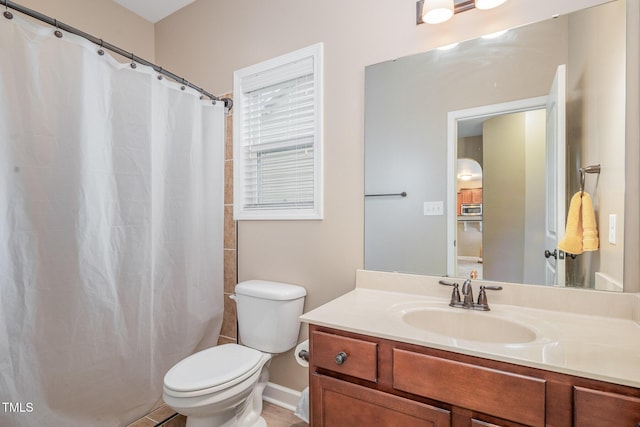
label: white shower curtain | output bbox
[0,15,224,426]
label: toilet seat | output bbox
[163,344,266,398]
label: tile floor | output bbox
[127,401,307,427]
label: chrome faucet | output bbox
[439,279,502,311]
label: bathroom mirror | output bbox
[364,0,629,291]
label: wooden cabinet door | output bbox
[459,188,483,204]
[311,374,451,427]
[574,386,640,426]
[471,188,483,203]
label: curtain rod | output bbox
[1,0,233,110]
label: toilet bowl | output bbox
[163,344,271,427]
[163,280,306,427]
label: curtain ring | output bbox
[130,52,137,69]
[157,67,163,80]
[3,1,13,19]
[54,19,63,38]
[180,78,186,91]
[97,39,105,56]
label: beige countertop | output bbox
[301,270,640,388]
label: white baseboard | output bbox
[262,382,302,412]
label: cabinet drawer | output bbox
[311,331,378,382]
[574,386,640,426]
[393,349,545,427]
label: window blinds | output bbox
[234,44,322,219]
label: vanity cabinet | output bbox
[309,325,640,427]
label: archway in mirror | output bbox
[456,158,483,280]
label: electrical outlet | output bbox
[423,201,444,216]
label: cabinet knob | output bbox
[335,351,348,365]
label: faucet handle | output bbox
[439,280,462,307]
[449,283,461,306]
[477,285,503,310]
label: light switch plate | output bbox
[424,201,444,216]
[608,214,616,245]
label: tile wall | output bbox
[220,93,238,346]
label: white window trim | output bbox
[233,43,324,220]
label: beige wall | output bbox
[568,0,626,288]
[483,113,527,283]
[523,110,547,285]
[482,110,546,285]
[154,0,619,392]
[16,0,155,60]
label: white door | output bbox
[544,64,567,286]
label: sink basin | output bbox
[402,308,537,344]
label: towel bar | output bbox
[579,164,600,195]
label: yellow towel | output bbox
[557,191,599,255]
[558,192,584,255]
[581,192,599,251]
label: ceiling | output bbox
[112,0,195,23]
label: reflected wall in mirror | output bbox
[364,0,628,291]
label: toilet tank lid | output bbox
[235,280,306,300]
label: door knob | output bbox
[544,249,557,259]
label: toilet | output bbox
[162,280,307,427]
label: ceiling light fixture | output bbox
[422,0,455,24]
[475,0,508,10]
[416,0,509,25]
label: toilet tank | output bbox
[233,280,306,353]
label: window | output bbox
[233,43,323,220]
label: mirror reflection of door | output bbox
[453,65,567,285]
[455,105,551,284]
[544,65,567,286]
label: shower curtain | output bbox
[0,15,224,426]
